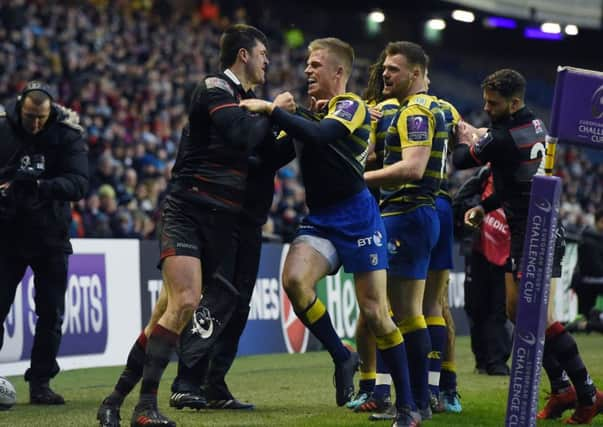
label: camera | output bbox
[15,154,45,182]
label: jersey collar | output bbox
[224,69,241,86]
[223,69,253,98]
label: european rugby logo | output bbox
[592,85,603,119]
[534,197,552,213]
[517,330,537,346]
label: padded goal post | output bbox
[505,66,603,426]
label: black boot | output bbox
[29,381,65,405]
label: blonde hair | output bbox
[308,37,354,79]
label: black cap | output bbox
[21,81,55,101]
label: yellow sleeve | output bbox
[451,105,461,125]
[325,93,366,133]
[396,104,435,149]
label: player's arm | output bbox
[239,92,351,145]
[195,78,271,149]
[270,108,350,144]
[365,106,433,187]
[255,131,296,171]
[272,93,368,145]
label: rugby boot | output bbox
[346,391,372,409]
[131,402,175,427]
[537,386,577,419]
[97,400,121,427]
[334,351,360,406]
[29,381,65,405]
[207,398,254,410]
[391,405,421,427]
[169,391,207,410]
[564,390,603,424]
[440,389,462,413]
[355,394,392,413]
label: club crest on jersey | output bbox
[532,119,544,135]
[205,77,234,96]
[333,99,358,121]
[407,115,428,141]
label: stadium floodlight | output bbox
[541,22,561,34]
[451,10,475,23]
[524,27,563,40]
[426,18,446,31]
[483,16,517,29]
[565,24,579,36]
[368,10,385,24]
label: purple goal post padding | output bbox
[505,175,561,427]
[549,66,603,148]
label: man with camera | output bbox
[0,81,88,405]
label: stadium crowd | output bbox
[0,0,600,244]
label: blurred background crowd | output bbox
[1,0,601,242]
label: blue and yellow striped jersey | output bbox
[370,98,400,166]
[295,92,372,209]
[436,98,461,201]
[381,93,448,215]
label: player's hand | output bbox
[0,181,11,197]
[309,96,328,111]
[368,106,383,122]
[455,121,486,146]
[464,205,485,229]
[239,99,271,114]
[273,92,296,113]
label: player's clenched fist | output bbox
[273,91,296,113]
[239,91,296,115]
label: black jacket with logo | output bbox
[170,71,271,212]
[0,99,88,255]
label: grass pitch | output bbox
[2,335,602,426]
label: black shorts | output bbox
[506,221,565,280]
[157,194,238,284]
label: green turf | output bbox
[2,335,602,426]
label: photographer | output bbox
[0,81,88,405]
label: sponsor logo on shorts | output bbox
[373,231,383,247]
[176,242,198,250]
[358,231,384,248]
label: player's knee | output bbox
[359,299,386,329]
[171,287,201,313]
[282,271,305,295]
